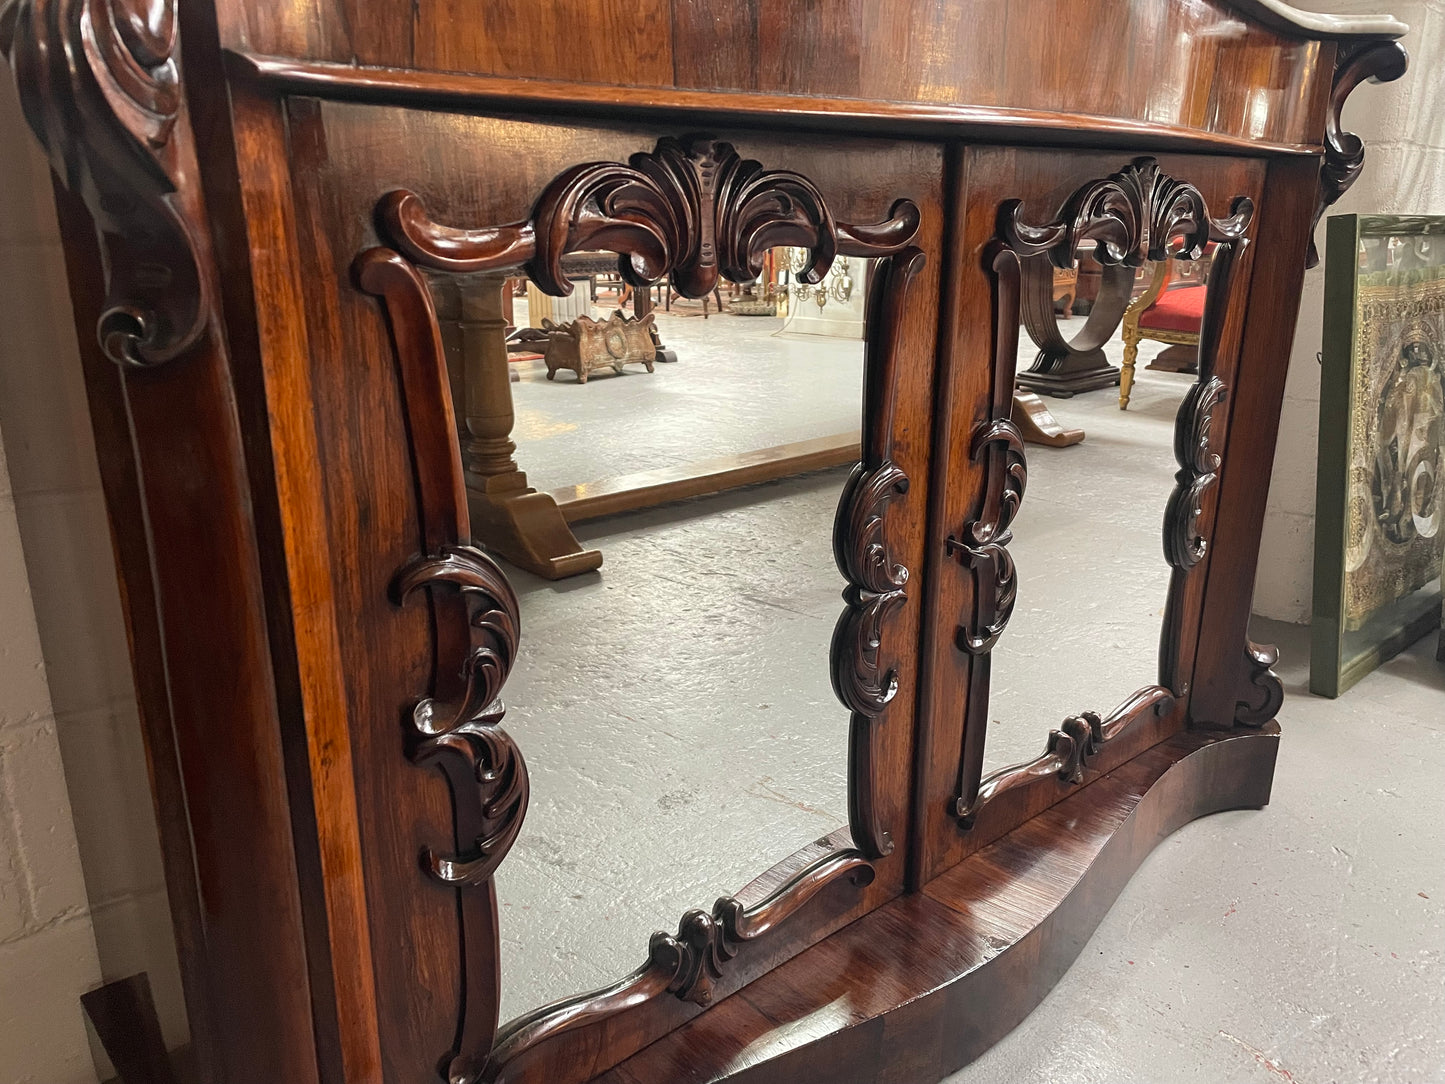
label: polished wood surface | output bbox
[913,147,1267,886]
[0,0,1406,1080]
[219,0,1331,148]
[594,725,1280,1084]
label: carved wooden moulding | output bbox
[1309,38,1409,267]
[359,133,924,1082]
[0,0,213,366]
[953,157,1256,826]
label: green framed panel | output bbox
[1311,214,1445,698]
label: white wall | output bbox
[0,428,103,1083]
[1253,0,1445,622]
[0,71,189,1076]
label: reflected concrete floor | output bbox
[508,305,863,495]
[491,312,1442,1083]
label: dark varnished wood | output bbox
[832,247,926,861]
[27,79,324,1084]
[1192,154,1327,728]
[2,1,1407,1081]
[219,0,1335,149]
[913,148,1270,888]
[295,113,944,1082]
[376,134,922,293]
[935,155,1257,856]
[595,724,1280,1084]
[1307,39,1409,267]
[1,0,213,366]
[229,50,1332,158]
[356,248,526,1080]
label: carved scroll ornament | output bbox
[955,159,1254,825]
[1002,158,1254,572]
[1307,39,1409,269]
[365,139,925,1082]
[1,0,212,366]
[831,246,926,860]
[950,247,1030,659]
[379,133,922,298]
[1235,640,1285,726]
[957,687,1177,822]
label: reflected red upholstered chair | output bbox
[1119,254,1211,409]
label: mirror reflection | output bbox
[429,251,872,1020]
[986,257,1192,772]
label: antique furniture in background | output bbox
[540,312,660,383]
[1073,250,1104,314]
[1119,255,1211,408]
[1311,213,1444,697]
[0,1,1408,1082]
[1052,266,1079,316]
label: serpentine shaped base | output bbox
[595,724,1279,1084]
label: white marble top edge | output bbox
[1231,0,1408,39]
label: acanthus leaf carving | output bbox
[646,848,876,1008]
[999,157,1253,271]
[365,145,922,1082]
[949,417,1027,656]
[393,546,527,890]
[956,688,1176,823]
[957,159,1253,824]
[1,0,212,366]
[1164,374,1228,570]
[378,133,921,299]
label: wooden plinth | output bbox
[1015,348,1122,398]
[1147,343,1200,372]
[593,724,1279,1084]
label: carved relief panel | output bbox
[914,148,1274,885]
[281,103,945,1083]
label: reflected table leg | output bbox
[439,273,603,578]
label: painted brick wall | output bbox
[1253,0,1445,623]
[0,71,189,1076]
[0,428,104,1082]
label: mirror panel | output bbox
[472,264,867,1016]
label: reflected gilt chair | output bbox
[1119,254,1211,409]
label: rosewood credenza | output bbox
[0,1,1408,1081]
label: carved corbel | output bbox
[1307,39,1409,269]
[1235,640,1284,726]
[1,0,213,366]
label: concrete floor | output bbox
[955,619,1444,1084]
[491,308,1443,1083]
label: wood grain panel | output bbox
[216,0,1330,147]
[281,99,945,1080]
